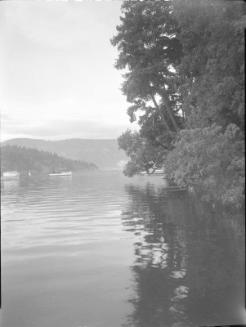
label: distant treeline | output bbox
[0,145,97,174]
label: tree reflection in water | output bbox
[121,184,244,327]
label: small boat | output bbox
[152,169,165,176]
[1,171,20,180]
[139,169,165,176]
[48,171,72,177]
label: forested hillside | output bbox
[4,138,127,170]
[1,145,97,174]
[112,0,245,206]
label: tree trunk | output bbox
[151,94,172,135]
[161,90,179,132]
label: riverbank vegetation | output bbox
[1,145,97,175]
[112,0,245,207]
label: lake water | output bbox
[1,171,245,327]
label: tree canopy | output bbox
[174,0,245,131]
[112,0,245,206]
[111,0,183,156]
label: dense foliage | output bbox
[111,0,183,165]
[165,124,244,206]
[174,0,244,130]
[0,145,97,174]
[112,0,245,206]
[118,130,166,176]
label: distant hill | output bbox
[3,138,127,170]
[1,145,97,174]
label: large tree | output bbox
[113,0,245,206]
[173,0,245,131]
[163,0,245,205]
[111,0,183,175]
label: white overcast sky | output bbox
[0,0,135,140]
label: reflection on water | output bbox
[1,172,245,327]
[122,184,245,327]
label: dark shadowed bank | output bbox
[112,0,245,208]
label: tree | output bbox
[173,0,245,131]
[163,0,245,205]
[118,130,166,176]
[165,124,245,206]
[113,0,245,206]
[112,0,184,174]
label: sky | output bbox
[0,0,136,141]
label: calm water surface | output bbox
[1,171,245,327]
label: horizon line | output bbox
[1,136,120,142]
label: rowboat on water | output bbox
[48,171,72,177]
[139,169,165,176]
[152,169,165,176]
[1,171,20,180]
